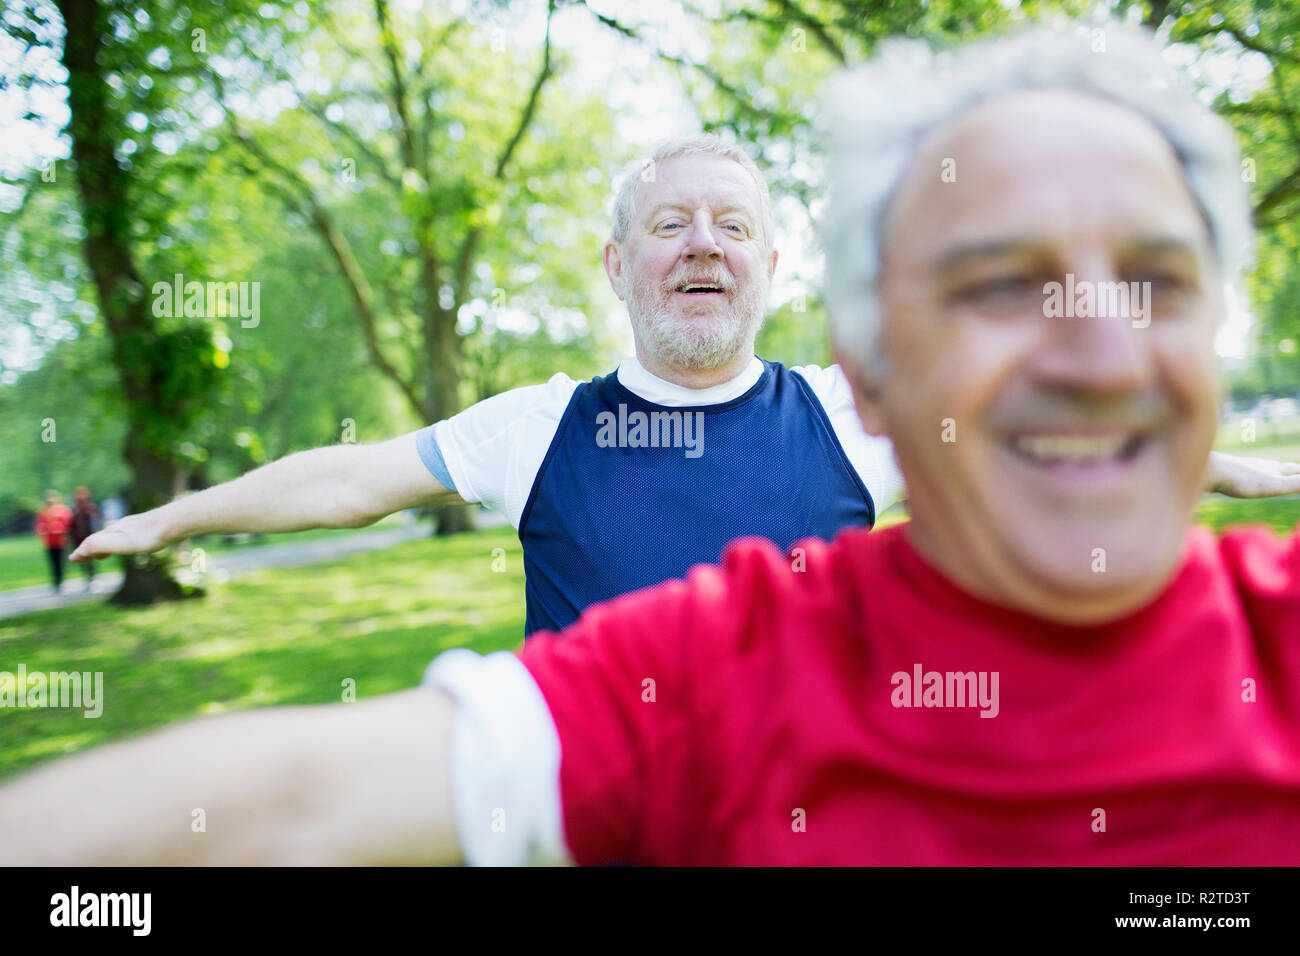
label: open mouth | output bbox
[1008,432,1148,467]
[674,282,727,296]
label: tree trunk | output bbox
[419,242,474,537]
[432,503,475,535]
[57,0,194,604]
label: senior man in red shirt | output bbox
[2,23,1298,866]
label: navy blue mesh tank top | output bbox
[518,360,875,635]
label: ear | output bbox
[833,341,888,437]
[603,241,626,301]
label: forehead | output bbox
[634,154,763,220]
[883,90,1211,265]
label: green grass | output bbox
[1194,495,1300,534]
[0,537,53,593]
[0,527,524,781]
[0,512,412,593]
[1215,419,1300,460]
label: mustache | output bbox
[986,392,1176,432]
[660,268,737,294]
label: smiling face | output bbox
[843,90,1222,623]
[604,155,777,381]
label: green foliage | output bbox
[0,334,128,528]
[757,295,833,368]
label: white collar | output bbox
[615,354,765,407]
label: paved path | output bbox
[0,513,506,620]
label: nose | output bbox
[1031,267,1148,399]
[683,213,723,260]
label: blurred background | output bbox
[1,0,1298,779]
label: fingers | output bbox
[70,530,118,562]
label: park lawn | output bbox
[0,512,412,593]
[0,527,525,782]
[1193,494,1300,534]
[1215,417,1300,451]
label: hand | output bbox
[69,512,173,562]
[1205,451,1300,499]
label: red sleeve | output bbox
[518,536,798,866]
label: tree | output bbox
[47,0,234,602]
[212,0,622,533]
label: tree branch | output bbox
[221,113,426,420]
[1253,162,1300,228]
[451,0,557,302]
[373,0,421,174]
[769,0,846,63]
[578,0,783,123]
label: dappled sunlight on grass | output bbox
[0,528,525,780]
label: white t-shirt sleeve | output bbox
[427,373,581,528]
[791,363,906,514]
[422,648,571,867]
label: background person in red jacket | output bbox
[33,490,73,594]
[69,486,101,589]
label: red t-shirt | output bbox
[34,504,73,548]
[520,522,1300,865]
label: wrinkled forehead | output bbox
[882,89,1213,268]
[633,155,764,224]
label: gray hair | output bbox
[820,22,1255,377]
[609,133,775,248]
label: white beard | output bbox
[626,269,769,372]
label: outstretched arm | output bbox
[1205,450,1300,498]
[71,431,461,561]
[0,688,460,865]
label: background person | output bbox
[33,490,73,594]
[68,135,900,637]
[69,486,101,589]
